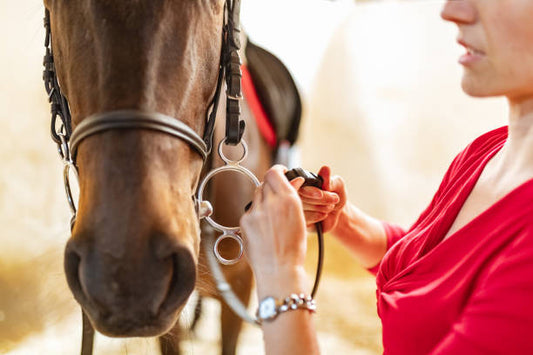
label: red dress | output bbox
[371,127,533,354]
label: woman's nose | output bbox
[441,0,477,25]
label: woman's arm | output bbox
[331,202,388,269]
[256,267,320,355]
[240,165,320,355]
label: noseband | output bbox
[70,111,209,160]
[43,1,321,353]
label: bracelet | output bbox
[256,293,316,324]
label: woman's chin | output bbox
[461,78,496,98]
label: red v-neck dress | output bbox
[371,127,533,354]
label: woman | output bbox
[240,0,533,354]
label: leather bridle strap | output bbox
[202,0,244,152]
[224,0,245,145]
[70,110,209,161]
[81,311,94,355]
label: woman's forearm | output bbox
[262,308,319,355]
[331,202,388,269]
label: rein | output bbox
[42,1,323,354]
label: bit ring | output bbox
[197,162,260,233]
[214,233,244,265]
[63,162,79,217]
[218,138,248,165]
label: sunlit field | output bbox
[1,0,506,354]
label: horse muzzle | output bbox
[64,234,196,337]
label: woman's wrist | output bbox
[255,265,311,300]
[329,202,387,268]
[330,202,359,238]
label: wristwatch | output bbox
[256,294,316,324]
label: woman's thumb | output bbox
[318,166,331,191]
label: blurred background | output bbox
[0,0,506,354]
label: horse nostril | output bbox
[64,241,89,309]
[159,246,197,315]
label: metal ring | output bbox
[197,163,260,234]
[58,131,70,163]
[63,162,79,217]
[214,233,244,265]
[218,138,247,165]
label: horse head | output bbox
[44,0,227,337]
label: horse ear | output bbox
[244,37,303,146]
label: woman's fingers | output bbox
[263,165,292,194]
[304,211,327,224]
[299,189,340,205]
[245,183,264,214]
[318,165,331,190]
[302,202,335,214]
[329,174,346,199]
[289,176,305,191]
[299,186,323,198]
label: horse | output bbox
[42,1,301,354]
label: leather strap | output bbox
[70,110,209,161]
[224,0,245,145]
[81,311,94,355]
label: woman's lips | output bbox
[457,39,486,66]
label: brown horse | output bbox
[44,0,300,354]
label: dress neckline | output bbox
[420,137,533,260]
[380,127,533,290]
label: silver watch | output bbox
[256,293,316,324]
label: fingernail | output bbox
[302,187,321,198]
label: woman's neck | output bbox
[495,97,533,178]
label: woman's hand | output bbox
[240,165,309,296]
[299,166,347,233]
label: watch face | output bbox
[259,297,277,319]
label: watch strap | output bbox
[256,293,316,324]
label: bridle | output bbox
[43,0,245,225]
[43,1,322,354]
